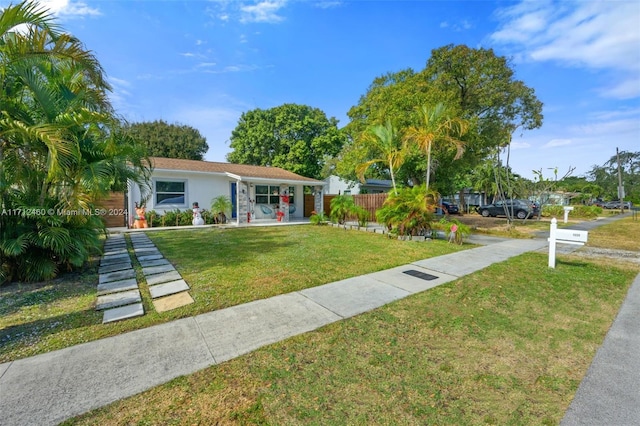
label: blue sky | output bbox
[6,0,639,180]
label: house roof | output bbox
[150,157,325,185]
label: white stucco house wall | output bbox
[324,175,393,195]
[127,157,326,227]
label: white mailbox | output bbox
[548,218,588,268]
[563,206,574,223]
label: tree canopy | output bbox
[126,120,208,160]
[227,103,346,180]
[339,44,544,195]
[587,150,639,203]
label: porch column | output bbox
[314,186,324,216]
[237,181,249,225]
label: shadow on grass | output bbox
[0,266,98,318]
[0,307,101,355]
[557,259,591,268]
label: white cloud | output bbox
[510,141,531,149]
[313,1,342,9]
[440,18,474,32]
[240,1,287,24]
[39,0,100,17]
[543,138,572,148]
[491,0,640,99]
[205,0,288,24]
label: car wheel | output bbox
[481,209,490,217]
[516,210,527,219]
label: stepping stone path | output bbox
[96,234,144,323]
[96,233,195,323]
[129,233,194,312]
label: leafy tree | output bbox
[339,44,543,195]
[355,119,406,195]
[587,150,639,203]
[404,103,469,193]
[0,1,150,283]
[126,120,208,160]
[227,103,346,180]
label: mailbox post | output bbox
[563,206,574,223]
[548,218,588,268]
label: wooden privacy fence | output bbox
[304,193,388,220]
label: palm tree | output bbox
[404,103,469,193]
[355,119,406,195]
[0,1,150,283]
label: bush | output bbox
[309,212,328,225]
[375,185,437,237]
[432,218,471,244]
[330,195,356,224]
[542,205,602,219]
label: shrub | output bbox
[309,212,328,225]
[432,218,471,244]
[376,185,437,237]
[542,205,602,219]
[330,195,356,224]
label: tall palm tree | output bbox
[355,119,406,195]
[404,103,469,193]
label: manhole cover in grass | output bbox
[403,270,438,281]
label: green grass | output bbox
[0,225,467,362]
[64,252,640,425]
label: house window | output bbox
[255,185,295,205]
[155,180,186,206]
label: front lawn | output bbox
[0,225,467,362]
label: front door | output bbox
[230,182,237,218]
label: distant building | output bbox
[324,176,393,195]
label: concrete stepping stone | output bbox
[100,253,131,265]
[96,289,141,310]
[143,264,176,276]
[153,291,194,313]
[98,262,132,274]
[103,243,126,251]
[139,258,170,268]
[146,270,182,286]
[148,279,190,299]
[103,248,128,257]
[99,268,136,284]
[134,247,160,255]
[97,278,138,296]
[133,246,156,251]
[102,303,144,324]
[136,254,163,262]
[132,242,155,247]
[104,238,125,245]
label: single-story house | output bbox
[324,175,393,195]
[127,157,326,226]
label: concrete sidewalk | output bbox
[0,217,637,425]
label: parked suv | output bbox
[476,199,539,219]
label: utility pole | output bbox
[616,147,624,214]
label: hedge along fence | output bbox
[542,204,603,219]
